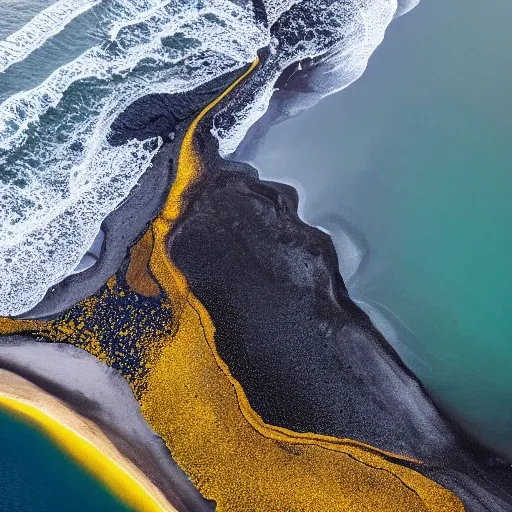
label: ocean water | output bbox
[254,0,512,455]
[0,408,131,511]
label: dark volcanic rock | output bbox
[22,68,248,320]
[171,161,448,457]
[170,156,512,512]
[109,67,248,146]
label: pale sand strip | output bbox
[0,369,176,512]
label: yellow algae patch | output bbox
[0,317,41,335]
[140,293,464,512]
[126,230,161,298]
[0,369,175,512]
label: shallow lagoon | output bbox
[0,408,131,511]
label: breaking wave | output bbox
[0,0,419,315]
[0,0,101,73]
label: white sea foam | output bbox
[213,0,401,156]
[0,0,101,73]
[395,0,420,17]
[0,0,419,315]
[261,0,301,27]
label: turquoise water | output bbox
[0,408,132,511]
[255,0,512,455]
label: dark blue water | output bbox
[0,408,132,512]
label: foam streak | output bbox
[0,0,101,73]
